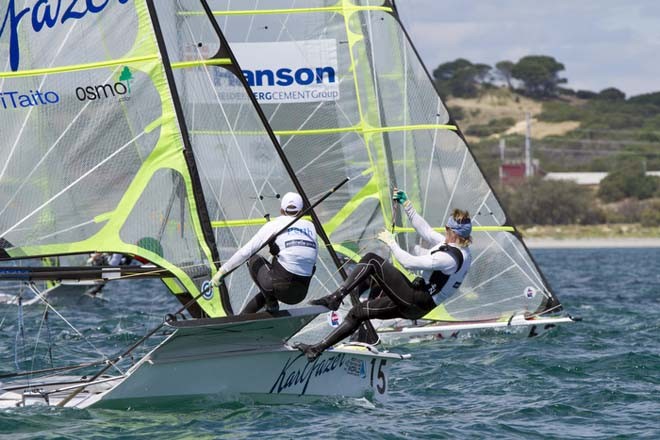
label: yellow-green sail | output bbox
[0,0,225,317]
[197,0,562,322]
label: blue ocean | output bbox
[1,248,658,439]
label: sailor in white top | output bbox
[297,189,472,361]
[211,192,318,314]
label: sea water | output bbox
[0,248,658,439]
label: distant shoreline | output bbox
[518,224,660,248]
[525,237,660,249]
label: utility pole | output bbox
[525,112,533,177]
[499,138,506,163]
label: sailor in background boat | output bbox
[298,189,472,361]
[211,192,318,314]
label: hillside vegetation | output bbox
[432,56,660,229]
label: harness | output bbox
[424,245,464,295]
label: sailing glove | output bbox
[392,189,408,204]
[211,268,226,287]
[377,230,396,247]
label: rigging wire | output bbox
[14,294,25,371]
[25,303,52,387]
[44,308,54,367]
[25,282,124,376]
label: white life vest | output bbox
[270,216,318,277]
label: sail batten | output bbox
[178,6,394,17]
[0,56,161,79]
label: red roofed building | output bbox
[499,160,544,185]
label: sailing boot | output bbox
[264,295,280,313]
[309,288,347,311]
[293,314,360,362]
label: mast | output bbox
[359,6,406,246]
[145,0,230,315]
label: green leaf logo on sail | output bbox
[119,67,133,94]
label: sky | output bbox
[396,0,660,97]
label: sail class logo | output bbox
[524,286,537,299]
[327,310,342,328]
[0,0,130,72]
[75,66,133,102]
[201,280,213,300]
[0,89,59,109]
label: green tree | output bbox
[640,200,660,226]
[628,91,660,106]
[119,66,133,93]
[597,87,626,101]
[495,60,515,89]
[576,89,597,99]
[597,159,658,202]
[511,55,566,98]
[500,178,604,225]
[432,59,492,98]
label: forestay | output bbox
[201,0,562,325]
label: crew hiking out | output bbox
[296,189,473,361]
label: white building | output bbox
[544,171,660,186]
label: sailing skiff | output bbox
[0,0,402,407]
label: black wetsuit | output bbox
[242,255,311,313]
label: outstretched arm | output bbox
[213,222,276,283]
[393,188,445,245]
[378,230,455,272]
[402,201,445,246]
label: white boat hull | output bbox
[375,314,578,345]
[1,308,405,409]
[94,344,399,408]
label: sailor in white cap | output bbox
[211,192,318,314]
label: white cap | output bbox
[281,192,303,214]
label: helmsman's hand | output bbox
[211,268,226,287]
[392,188,408,205]
[377,230,396,247]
